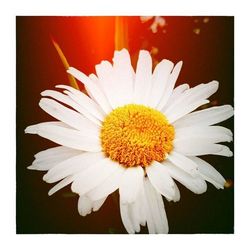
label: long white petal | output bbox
[144,178,164,233]
[43,152,104,183]
[78,196,92,216]
[120,201,135,234]
[71,158,118,195]
[146,161,175,200]
[95,60,122,109]
[162,160,207,194]
[25,122,101,152]
[112,49,134,106]
[28,146,81,171]
[41,90,78,109]
[148,59,174,108]
[174,138,233,157]
[130,196,144,232]
[96,58,134,108]
[190,156,226,189]
[175,126,233,143]
[136,186,147,227]
[34,145,73,160]
[185,81,219,103]
[39,98,99,132]
[157,61,183,110]
[92,196,107,212]
[143,188,156,232]
[78,195,107,216]
[144,178,168,233]
[164,81,218,116]
[48,175,74,196]
[133,50,152,105]
[119,166,144,204]
[173,105,234,128]
[165,83,190,107]
[167,99,209,123]
[64,90,102,126]
[172,182,181,202]
[167,151,199,176]
[55,85,105,121]
[154,189,169,233]
[129,202,141,233]
[87,164,125,201]
[67,67,112,114]
[41,89,101,126]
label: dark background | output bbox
[16,16,234,234]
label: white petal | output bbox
[167,151,199,176]
[154,189,169,233]
[92,196,107,212]
[71,158,118,195]
[135,187,147,227]
[48,175,74,196]
[129,203,141,233]
[78,196,92,216]
[166,99,209,123]
[133,50,152,104]
[146,161,175,200]
[96,55,133,108]
[174,138,233,157]
[120,192,145,233]
[143,194,155,232]
[86,74,106,108]
[165,83,190,107]
[189,156,226,189]
[172,182,181,202]
[162,161,207,194]
[175,126,233,143]
[157,61,183,110]
[119,201,135,234]
[119,166,144,204]
[88,73,98,82]
[185,81,219,103]
[63,90,101,126]
[41,89,101,126]
[214,145,233,157]
[173,105,234,128]
[144,178,168,233]
[112,49,134,106]
[164,81,218,117]
[78,195,107,216]
[87,164,125,201]
[67,67,112,114]
[43,152,104,183]
[34,145,73,160]
[148,59,174,108]
[41,90,77,108]
[39,98,99,132]
[29,146,81,171]
[95,60,121,109]
[25,122,101,152]
[129,194,144,232]
[55,85,105,121]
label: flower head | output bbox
[25,49,233,233]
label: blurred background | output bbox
[16,16,234,234]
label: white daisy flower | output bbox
[25,49,233,234]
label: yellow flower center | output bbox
[100,104,175,168]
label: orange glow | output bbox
[115,16,128,50]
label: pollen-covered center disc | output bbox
[100,104,175,168]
